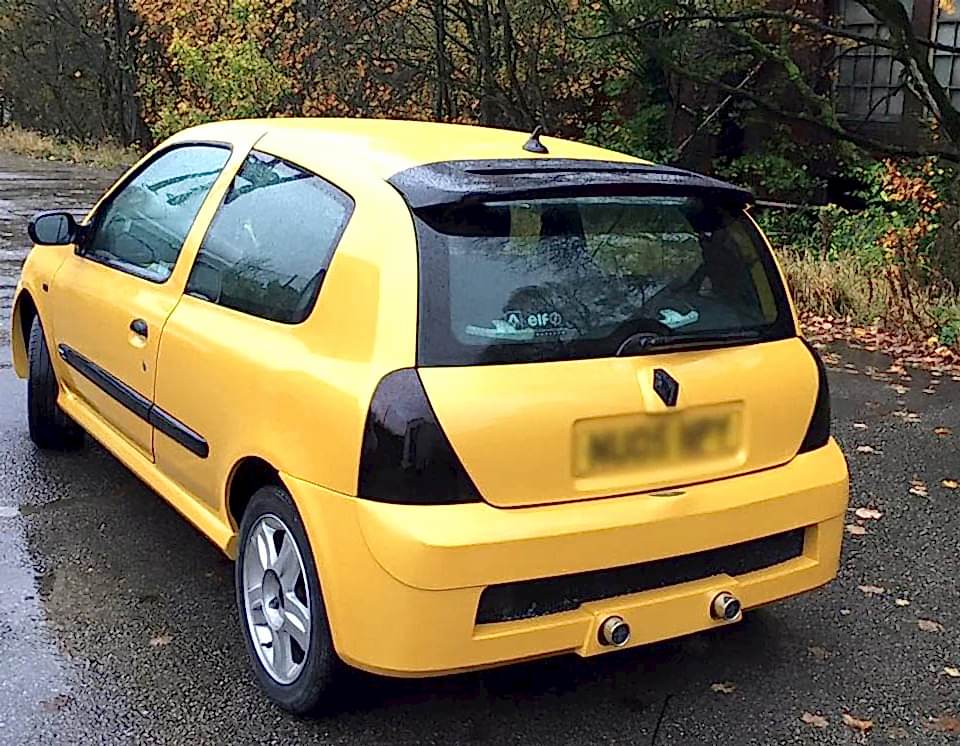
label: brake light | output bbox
[357,368,482,504]
[798,339,831,453]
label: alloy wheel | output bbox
[241,514,312,684]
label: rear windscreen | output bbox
[413,195,795,366]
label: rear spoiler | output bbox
[387,158,754,209]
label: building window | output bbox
[836,0,914,121]
[934,1,960,109]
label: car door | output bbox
[49,144,233,459]
[152,149,353,510]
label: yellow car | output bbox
[11,119,848,713]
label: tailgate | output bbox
[419,338,816,507]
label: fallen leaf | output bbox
[801,712,829,728]
[856,445,878,454]
[853,422,868,430]
[710,682,736,694]
[890,383,909,394]
[854,507,883,520]
[942,479,959,489]
[39,694,73,712]
[892,410,921,423]
[845,524,867,536]
[842,713,874,732]
[934,426,952,436]
[926,715,960,734]
[149,632,173,647]
[858,584,886,596]
[919,619,945,633]
[895,598,911,607]
[840,608,852,616]
[943,666,960,678]
[808,646,831,661]
[910,480,929,497]
[923,387,936,395]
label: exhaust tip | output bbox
[711,592,742,621]
[598,616,631,647]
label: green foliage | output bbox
[152,24,293,139]
[721,152,818,200]
[715,125,832,201]
[931,302,960,346]
[582,102,671,163]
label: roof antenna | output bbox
[523,125,549,154]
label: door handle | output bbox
[130,318,148,338]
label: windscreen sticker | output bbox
[659,308,700,329]
[464,309,573,340]
[507,309,564,329]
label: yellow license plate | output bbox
[573,404,742,478]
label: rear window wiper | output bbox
[616,328,761,356]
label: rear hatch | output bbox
[394,162,814,508]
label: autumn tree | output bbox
[0,0,148,142]
[595,0,960,162]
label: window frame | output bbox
[77,141,234,284]
[184,149,355,325]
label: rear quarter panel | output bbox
[747,208,801,329]
[151,154,419,522]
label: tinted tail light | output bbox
[358,368,482,504]
[798,339,831,453]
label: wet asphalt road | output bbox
[1,153,959,745]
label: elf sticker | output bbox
[504,311,524,329]
[505,310,563,329]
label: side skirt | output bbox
[56,385,235,556]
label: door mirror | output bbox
[28,211,81,246]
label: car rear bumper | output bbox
[284,439,848,677]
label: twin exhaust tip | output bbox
[598,616,631,647]
[710,591,742,621]
[598,592,741,648]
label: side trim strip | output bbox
[57,344,209,459]
[148,407,209,458]
[58,344,151,420]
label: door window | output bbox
[185,151,353,323]
[82,145,231,282]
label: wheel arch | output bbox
[11,288,38,379]
[226,456,284,535]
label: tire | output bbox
[236,485,345,714]
[27,316,84,450]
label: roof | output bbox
[173,118,751,204]
[175,118,645,178]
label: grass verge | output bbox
[0,125,140,170]
[779,250,960,364]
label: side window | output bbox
[185,151,353,323]
[83,145,231,282]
